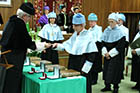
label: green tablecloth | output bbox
[22,66,86,93]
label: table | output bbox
[22,66,86,93]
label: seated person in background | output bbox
[53,13,98,93]
[67,7,80,33]
[57,4,69,32]
[38,6,50,28]
[38,12,64,64]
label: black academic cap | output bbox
[59,4,66,10]
[73,8,79,12]
[20,2,35,15]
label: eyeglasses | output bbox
[26,15,31,18]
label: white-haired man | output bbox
[0,2,51,93]
[101,13,126,93]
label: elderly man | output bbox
[0,2,51,93]
[101,13,126,93]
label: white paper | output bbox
[67,76,82,79]
[81,60,93,74]
[35,42,46,51]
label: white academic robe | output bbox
[55,29,98,55]
[101,25,126,57]
[88,25,102,42]
[38,24,64,41]
[119,25,129,42]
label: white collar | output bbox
[50,24,57,27]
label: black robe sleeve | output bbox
[0,14,3,24]
[84,52,96,63]
[57,14,64,26]
[115,36,126,53]
[0,20,14,47]
[0,15,36,50]
[21,25,36,50]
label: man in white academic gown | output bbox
[53,13,98,93]
[118,13,129,42]
[88,13,103,85]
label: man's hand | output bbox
[132,49,136,55]
[105,52,110,59]
[43,50,46,53]
[52,43,58,49]
[45,43,51,48]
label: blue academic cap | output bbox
[108,13,118,22]
[88,13,98,21]
[48,12,56,18]
[118,13,126,22]
[72,13,86,25]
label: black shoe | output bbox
[101,87,111,92]
[113,89,118,93]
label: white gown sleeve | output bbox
[126,46,132,58]
[135,48,140,56]
[54,44,65,51]
[102,47,108,56]
[108,48,119,57]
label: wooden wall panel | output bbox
[82,0,111,30]
[0,0,24,30]
[82,0,140,31]
[120,0,140,11]
[1,0,140,31]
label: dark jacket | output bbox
[0,15,36,93]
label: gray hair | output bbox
[16,9,30,18]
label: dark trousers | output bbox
[2,49,26,93]
[92,71,98,83]
[3,67,23,93]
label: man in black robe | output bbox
[101,13,126,93]
[0,2,51,93]
[130,22,140,91]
